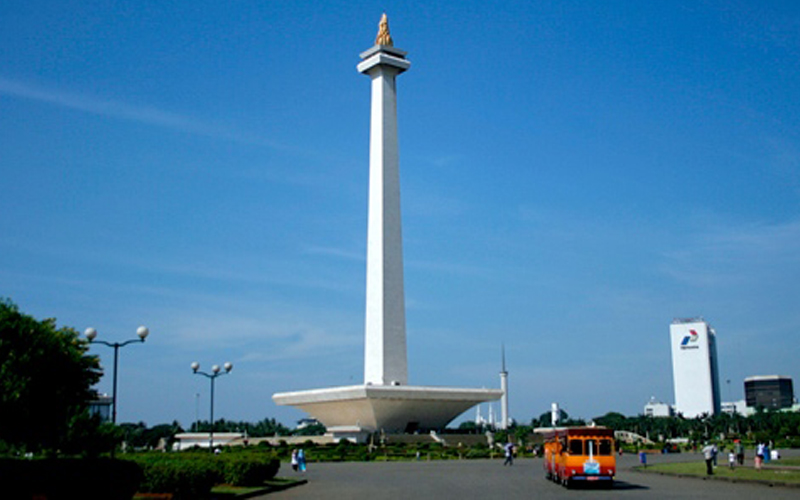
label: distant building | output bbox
[296,418,321,430]
[172,432,245,451]
[644,397,674,417]
[744,375,794,410]
[670,318,721,417]
[88,394,113,423]
[721,400,750,416]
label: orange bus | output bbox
[542,426,616,488]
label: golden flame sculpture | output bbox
[375,13,394,46]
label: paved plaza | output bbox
[264,450,800,499]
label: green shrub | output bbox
[124,450,280,497]
[133,457,218,499]
[222,455,280,486]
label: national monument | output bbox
[272,15,502,442]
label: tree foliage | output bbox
[531,409,586,428]
[592,409,800,447]
[190,417,293,437]
[119,421,184,450]
[0,299,102,452]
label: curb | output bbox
[632,466,800,489]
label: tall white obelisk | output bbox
[357,14,411,386]
[273,17,502,439]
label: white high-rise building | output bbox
[670,318,721,418]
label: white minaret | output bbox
[500,345,509,430]
[358,14,411,386]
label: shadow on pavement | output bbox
[611,481,650,491]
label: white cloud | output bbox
[0,76,285,150]
[303,245,364,262]
[661,218,800,286]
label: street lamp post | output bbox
[85,326,149,425]
[191,361,233,451]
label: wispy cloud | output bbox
[661,218,800,286]
[0,76,286,150]
[303,246,364,261]
[150,301,363,364]
[1,237,357,295]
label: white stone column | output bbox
[358,44,410,386]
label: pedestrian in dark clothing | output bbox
[702,444,715,475]
[503,442,514,466]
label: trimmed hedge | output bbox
[134,457,218,499]
[2,458,143,500]
[124,451,280,498]
[222,455,280,485]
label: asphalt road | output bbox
[264,449,800,499]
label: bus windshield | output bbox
[568,438,614,456]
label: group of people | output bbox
[754,441,777,470]
[702,440,777,475]
[291,448,307,472]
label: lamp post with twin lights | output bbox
[84,326,149,425]
[191,361,232,451]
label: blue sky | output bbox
[2,1,799,428]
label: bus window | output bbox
[599,439,613,455]
[569,439,583,455]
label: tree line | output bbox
[2,298,798,457]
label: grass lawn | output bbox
[133,477,306,499]
[641,462,800,485]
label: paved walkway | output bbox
[261,449,800,499]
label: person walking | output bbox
[291,449,299,472]
[755,442,765,470]
[298,448,307,472]
[734,440,745,466]
[503,442,515,466]
[702,443,715,475]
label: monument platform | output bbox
[273,384,502,440]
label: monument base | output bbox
[273,384,502,436]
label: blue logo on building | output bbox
[680,329,699,347]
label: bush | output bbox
[133,456,218,499]
[124,450,280,497]
[223,455,280,486]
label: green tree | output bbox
[0,299,101,452]
[293,423,326,436]
[594,411,628,430]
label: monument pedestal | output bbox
[273,384,501,441]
